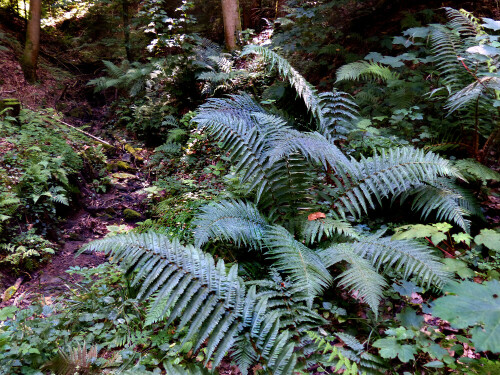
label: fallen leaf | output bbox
[308,212,326,221]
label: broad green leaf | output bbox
[452,232,472,246]
[0,305,18,320]
[373,337,416,362]
[393,223,451,244]
[475,229,500,252]
[397,307,424,328]
[432,280,500,353]
[442,258,474,279]
[392,281,422,297]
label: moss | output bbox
[106,160,133,171]
[123,208,141,221]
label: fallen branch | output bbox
[50,117,114,149]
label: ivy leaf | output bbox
[432,280,500,353]
[474,229,500,252]
[373,337,416,362]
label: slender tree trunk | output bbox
[21,0,41,83]
[221,0,241,50]
[122,0,131,61]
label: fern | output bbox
[336,61,400,83]
[194,199,269,250]
[319,244,387,315]
[81,232,323,373]
[296,217,360,245]
[454,158,500,182]
[264,225,333,303]
[325,147,465,225]
[317,233,450,315]
[307,331,362,375]
[43,343,99,375]
[242,45,323,119]
[401,179,474,232]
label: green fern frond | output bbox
[307,331,363,375]
[429,26,468,90]
[444,7,483,36]
[346,234,450,287]
[328,147,464,220]
[402,180,473,231]
[266,129,351,173]
[242,45,323,119]
[81,232,314,373]
[318,244,386,315]
[318,90,359,137]
[454,158,500,182]
[445,77,499,114]
[163,363,211,375]
[81,232,246,367]
[336,61,400,83]
[264,226,333,302]
[297,217,359,245]
[154,142,182,155]
[194,199,269,249]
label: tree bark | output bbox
[20,0,42,83]
[221,0,241,50]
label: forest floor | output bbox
[0,25,155,309]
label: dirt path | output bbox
[0,122,153,309]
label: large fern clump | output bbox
[82,232,323,374]
[83,45,476,375]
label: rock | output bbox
[123,208,141,221]
[112,172,138,180]
[106,160,133,172]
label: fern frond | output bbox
[429,26,467,90]
[264,226,333,302]
[401,179,473,231]
[163,363,211,375]
[81,232,246,367]
[445,77,499,114]
[328,147,464,220]
[336,61,400,83]
[454,158,500,182]
[346,234,450,287]
[266,129,351,173]
[318,244,386,315]
[444,7,482,36]
[242,45,323,119]
[194,199,269,249]
[193,95,313,217]
[296,217,359,245]
[317,90,359,137]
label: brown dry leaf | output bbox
[308,212,326,221]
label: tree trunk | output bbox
[221,0,241,50]
[20,0,41,83]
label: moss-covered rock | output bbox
[123,208,141,221]
[106,160,133,172]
